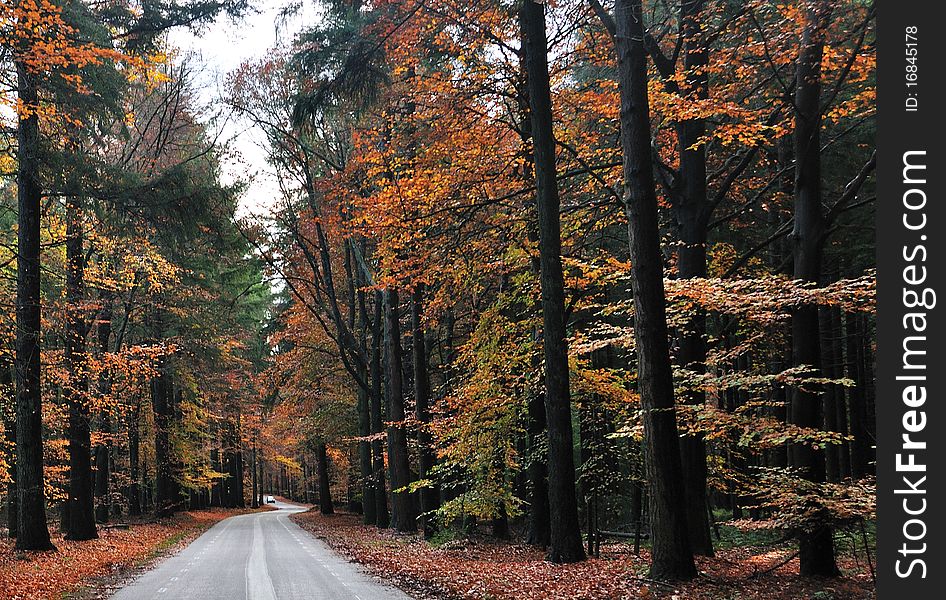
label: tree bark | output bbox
[846,312,871,478]
[670,0,714,557]
[520,0,584,564]
[614,0,695,580]
[64,196,97,540]
[127,397,141,516]
[151,312,176,517]
[788,0,839,576]
[3,364,16,538]
[252,441,259,509]
[371,290,390,528]
[14,59,54,552]
[820,307,840,483]
[94,293,113,523]
[830,308,851,480]
[317,443,334,515]
[357,275,376,524]
[411,285,439,538]
[384,288,416,532]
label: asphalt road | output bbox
[111,501,412,600]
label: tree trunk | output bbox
[670,0,714,557]
[14,59,54,552]
[357,283,376,524]
[846,312,871,478]
[788,0,839,576]
[831,308,851,479]
[519,0,584,564]
[317,443,334,515]
[371,291,390,528]
[94,294,113,523]
[257,449,265,507]
[513,19,551,550]
[384,288,416,532]
[127,397,141,516]
[3,364,16,538]
[252,442,259,509]
[820,307,840,483]
[223,421,244,508]
[151,314,176,517]
[614,0,695,580]
[411,285,439,538]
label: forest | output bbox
[0,0,876,598]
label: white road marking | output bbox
[244,516,278,600]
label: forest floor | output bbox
[0,505,272,600]
[291,510,876,600]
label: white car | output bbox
[266,495,276,503]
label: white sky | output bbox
[168,1,321,219]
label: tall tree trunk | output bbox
[831,308,851,479]
[411,285,439,538]
[357,280,376,524]
[258,449,265,506]
[94,294,113,523]
[520,0,584,564]
[303,454,310,504]
[820,307,840,483]
[384,288,416,532]
[151,312,176,517]
[63,196,97,541]
[252,441,259,509]
[127,397,141,516]
[3,364,16,538]
[371,291,390,528]
[788,0,839,576]
[514,13,551,550]
[14,59,54,552]
[846,312,871,478]
[317,443,334,515]
[614,0,695,580]
[671,0,714,557]
[233,442,245,508]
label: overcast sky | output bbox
[168,2,320,219]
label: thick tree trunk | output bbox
[94,294,113,523]
[233,438,245,508]
[846,312,871,478]
[820,307,840,483]
[830,308,851,479]
[614,0,695,580]
[384,288,416,532]
[252,442,259,509]
[14,59,54,552]
[3,364,16,538]
[371,291,390,528]
[520,0,584,564]
[151,321,176,517]
[357,377,375,521]
[788,0,839,576]
[211,448,223,507]
[670,0,714,557]
[357,284,376,524]
[127,398,141,516]
[302,455,310,504]
[526,388,551,547]
[411,285,439,538]
[514,13,551,550]
[317,443,334,515]
[258,450,265,507]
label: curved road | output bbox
[111,501,411,600]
